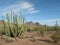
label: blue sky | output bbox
[0,0,60,26]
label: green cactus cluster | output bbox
[0,11,26,39]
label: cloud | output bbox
[20,2,33,9]
[1,1,39,16]
[28,10,40,14]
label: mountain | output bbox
[25,21,41,30]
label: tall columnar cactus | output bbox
[1,11,26,39]
[17,15,26,38]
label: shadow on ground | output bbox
[37,39,54,43]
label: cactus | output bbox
[0,11,26,40]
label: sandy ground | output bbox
[0,32,60,45]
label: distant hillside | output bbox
[25,21,41,30]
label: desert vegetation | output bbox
[0,11,26,41]
[0,11,60,45]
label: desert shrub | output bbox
[1,35,8,39]
[51,33,60,43]
[5,37,16,42]
[35,26,45,37]
[1,35,15,42]
[50,21,60,43]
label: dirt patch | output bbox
[0,32,60,45]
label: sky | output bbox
[0,0,60,26]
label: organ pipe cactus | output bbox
[1,11,26,39]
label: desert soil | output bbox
[0,32,60,45]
